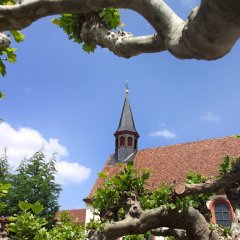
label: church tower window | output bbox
[120,136,125,146]
[127,137,133,147]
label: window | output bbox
[210,198,233,227]
[120,136,125,146]
[127,137,133,147]
[115,138,118,148]
[214,202,231,227]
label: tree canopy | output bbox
[0,150,61,223]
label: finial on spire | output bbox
[125,80,129,97]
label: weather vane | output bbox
[125,80,129,96]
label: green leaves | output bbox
[140,184,172,209]
[219,155,238,175]
[1,150,61,224]
[18,201,31,212]
[186,171,206,184]
[2,47,17,62]
[52,14,82,44]
[10,30,25,43]
[0,59,6,76]
[53,8,121,53]
[0,47,16,76]
[82,43,96,53]
[31,202,44,215]
[18,201,44,215]
[92,162,150,216]
[8,201,86,240]
[0,90,6,99]
[8,202,48,240]
[99,8,121,29]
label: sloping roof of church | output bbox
[87,136,240,198]
[115,95,138,134]
[55,209,86,224]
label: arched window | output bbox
[210,198,233,227]
[115,138,118,148]
[120,136,125,146]
[127,137,133,147]
[214,202,231,227]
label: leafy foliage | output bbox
[219,155,238,175]
[10,30,25,43]
[172,172,211,211]
[0,31,24,76]
[7,201,86,240]
[0,90,6,98]
[0,182,10,211]
[99,8,121,29]
[45,211,86,240]
[1,150,61,224]
[186,171,207,184]
[140,184,172,209]
[52,8,121,53]
[0,149,10,182]
[92,161,150,216]
[0,2,25,99]
[52,14,82,44]
[8,201,48,240]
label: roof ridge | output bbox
[138,135,237,152]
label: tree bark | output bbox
[0,0,240,59]
[151,228,189,240]
[101,207,219,240]
[0,33,10,49]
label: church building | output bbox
[84,87,240,237]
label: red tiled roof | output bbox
[55,209,86,224]
[88,136,240,198]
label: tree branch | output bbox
[171,0,240,59]
[102,207,219,240]
[174,158,240,198]
[0,0,182,33]
[0,0,240,59]
[81,18,166,58]
[151,228,189,240]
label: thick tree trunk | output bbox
[0,0,240,59]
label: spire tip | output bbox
[125,80,129,97]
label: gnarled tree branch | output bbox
[174,158,240,198]
[102,207,219,240]
[0,0,240,59]
[81,17,166,58]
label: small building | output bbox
[55,209,86,225]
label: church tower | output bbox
[113,85,139,163]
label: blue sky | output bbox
[1,0,240,210]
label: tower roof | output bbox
[115,92,138,136]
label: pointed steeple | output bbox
[116,90,138,134]
[113,84,139,163]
